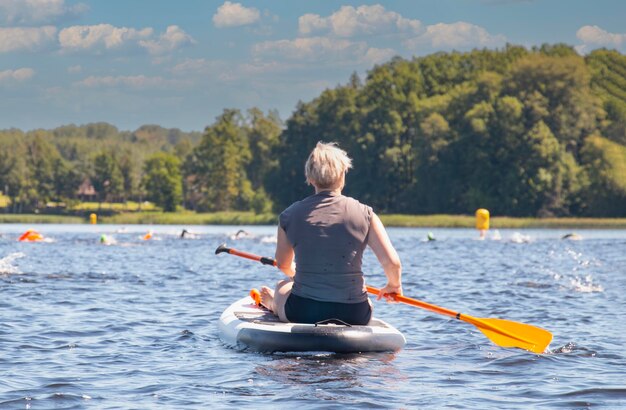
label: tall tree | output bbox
[26,134,61,208]
[579,135,626,216]
[245,108,282,212]
[142,152,182,212]
[92,151,123,204]
[186,109,253,211]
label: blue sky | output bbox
[1,0,625,131]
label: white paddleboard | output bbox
[219,296,406,353]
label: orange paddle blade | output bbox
[366,286,552,353]
[460,316,552,354]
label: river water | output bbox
[1,224,625,409]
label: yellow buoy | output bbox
[475,208,490,239]
[90,213,97,224]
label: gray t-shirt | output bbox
[279,191,373,303]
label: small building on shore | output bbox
[77,178,97,202]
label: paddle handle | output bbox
[215,244,277,266]
[365,286,460,319]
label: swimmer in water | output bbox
[230,229,251,240]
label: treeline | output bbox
[0,123,202,212]
[1,44,625,217]
[270,44,626,217]
[0,110,281,214]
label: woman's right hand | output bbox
[376,283,403,302]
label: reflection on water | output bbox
[1,225,625,408]
[256,352,402,387]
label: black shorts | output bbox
[284,293,372,325]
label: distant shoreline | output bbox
[1,212,626,229]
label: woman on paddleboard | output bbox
[259,142,403,325]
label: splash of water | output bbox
[0,252,25,275]
[569,275,604,293]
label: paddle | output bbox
[215,244,553,353]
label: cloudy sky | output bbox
[1,0,625,131]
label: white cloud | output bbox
[298,5,421,37]
[74,75,173,89]
[58,24,193,55]
[239,60,293,75]
[59,24,153,53]
[213,1,260,28]
[363,47,396,65]
[0,26,57,53]
[67,65,82,73]
[299,13,328,35]
[253,36,393,67]
[481,0,535,4]
[576,25,626,53]
[0,0,87,25]
[139,25,195,55]
[0,67,35,83]
[170,58,298,83]
[170,58,227,75]
[404,22,506,50]
[253,37,364,61]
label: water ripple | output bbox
[1,226,625,408]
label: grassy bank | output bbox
[2,211,626,228]
[100,211,277,225]
[381,214,626,228]
[0,214,84,224]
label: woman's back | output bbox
[280,191,372,303]
[257,141,401,325]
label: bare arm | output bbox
[367,213,402,300]
[275,226,295,278]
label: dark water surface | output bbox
[1,224,625,409]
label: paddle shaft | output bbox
[365,286,460,318]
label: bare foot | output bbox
[260,286,275,312]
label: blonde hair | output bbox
[304,142,352,189]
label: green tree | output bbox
[505,54,601,149]
[53,157,82,202]
[117,150,137,202]
[266,101,320,210]
[246,108,282,190]
[142,152,182,212]
[92,151,123,204]
[23,134,61,209]
[245,108,282,212]
[579,135,626,216]
[353,59,423,211]
[0,146,37,213]
[186,109,253,211]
